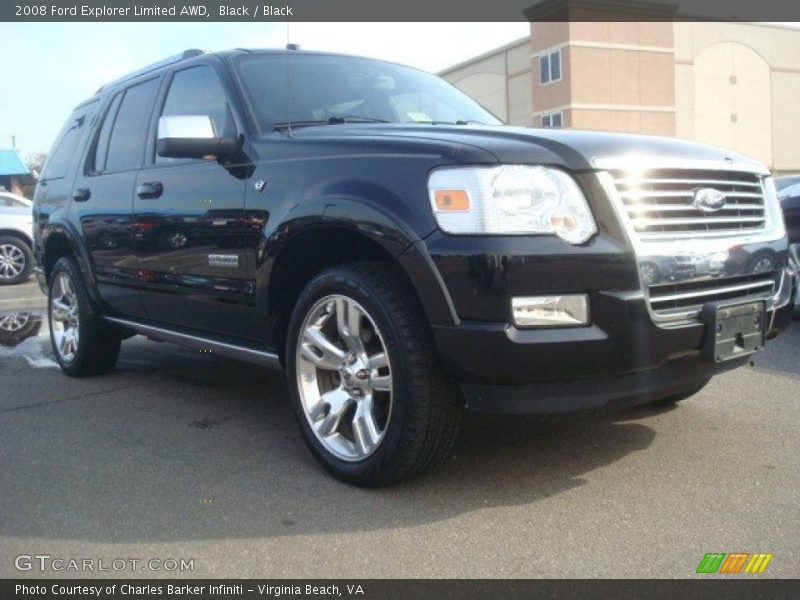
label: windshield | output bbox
[234,53,502,131]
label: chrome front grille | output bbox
[648,273,778,320]
[609,169,766,239]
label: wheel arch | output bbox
[0,228,33,247]
[261,217,457,362]
[40,224,102,306]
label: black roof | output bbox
[94,47,428,95]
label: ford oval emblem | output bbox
[693,188,727,212]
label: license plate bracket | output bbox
[701,300,766,363]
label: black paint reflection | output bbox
[81,209,269,288]
[638,244,784,286]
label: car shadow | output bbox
[751,320,800,380]
[0,334,658,544]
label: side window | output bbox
[105,78,160,173]
[549,50,561,82]
[89,93,123,174]
[41,102,98,180]
[541,112,563,128]
[539,54,550,85]
[539,50,561,85]
[157,66,228,163]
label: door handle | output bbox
[72,187,91,202]
[137,181,163,199]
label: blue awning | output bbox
[0,150,30,176]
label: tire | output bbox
[0,235,34,286]
[654,378,710,406]
[48,257,121,376]
[285,262,462,487]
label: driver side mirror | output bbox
[156,115,236,160]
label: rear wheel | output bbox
[0,236,33,286]
[48,257,121,376]
[286,262,462,486]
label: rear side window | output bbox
[41,101,98,180]
[104,78,160,173]
[157,66,228,163]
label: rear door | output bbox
[133,61,253,337]
[71,77,162,316]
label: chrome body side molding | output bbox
[103,316,282,369]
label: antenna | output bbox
[285,22,293,137]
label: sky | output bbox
[0,22,529,160]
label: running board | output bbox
[103,316,282,369]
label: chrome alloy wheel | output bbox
[50,272,80,362]
[0,312,31,332]
[0,243,25,280]
[295,294,393,461]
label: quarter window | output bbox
[41,102,97,180]
[104,78,160,173]
[539,50,562,85]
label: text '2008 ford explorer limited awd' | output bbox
[33,48,796,485]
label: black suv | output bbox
[34,49,795,485]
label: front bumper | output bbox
[433,288,793,382]
[423,199,794,413]
[434,299,793,414]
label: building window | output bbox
[539,49,561,85]
[541,112,563,128]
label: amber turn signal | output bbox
[433,189,470,211]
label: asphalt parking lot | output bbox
[0,280,798,578]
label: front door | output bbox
[133,63,254,338]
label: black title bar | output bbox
[3,579,800,600]
[4,0,800,22]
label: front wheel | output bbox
[48,257,121,376]
[285,262,462,486]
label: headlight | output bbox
[428,165,597,244]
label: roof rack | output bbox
[95,49,205,93]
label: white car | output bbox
[0,192,34,285]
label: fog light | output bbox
[511,295,589,327]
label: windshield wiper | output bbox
[327,116,390,124]
[274,116,390,131]
[406,120,486,126]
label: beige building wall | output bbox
[674,22,800,173]
[439,21,800,173]
[531,20,676,134]
[439,38,534,126]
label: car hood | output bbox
[277,124,767,173]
